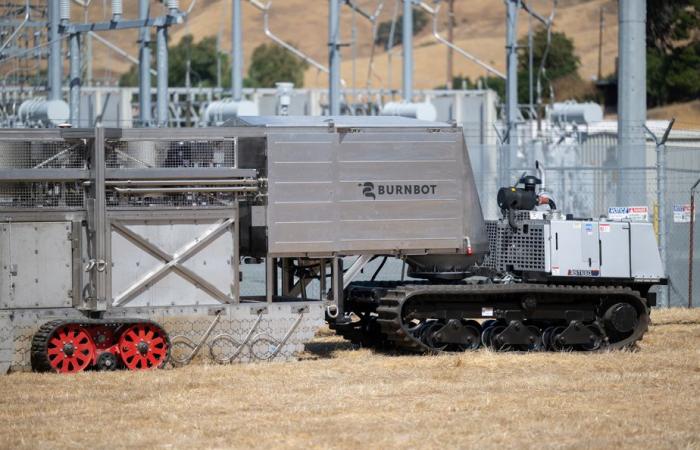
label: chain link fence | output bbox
[463,123,700,308]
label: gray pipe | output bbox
[138,0,152,126]
[328,0,341,115]
[402,0,413,102]
[48,1,62,101]
[156,25,169,127]
[504,0,520,186]
[232,0,243,100]
[617,0,647,205]
[69,33,81,126]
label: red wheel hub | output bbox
[118,323,168,370]
[46,325,96,373]
[89,325,116,350]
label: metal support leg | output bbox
[266,256,278,303]
[332,257,347,322]
[93,126,107,310]
[319,259,327,300]
[281,258,294,296]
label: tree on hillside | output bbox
[460,29,580,103]
[517,28,580,103]
[646,0,700,106]
[119,34,230,88]
[375,8,429,49]
[246,44,308,88]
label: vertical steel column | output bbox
[138,0,152,126]
[402,0,413,102]
[156,25,169,127]
[94,126,107,310]
[232,202,240,303]
[328,0,341,115]
[232,0,243,101]
[48,1,62,101]
[69,33,81,126]
[504,0,520,186]
[617,0,647,205]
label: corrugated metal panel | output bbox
[266,127,477,255]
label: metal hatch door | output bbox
[0,222,73,309]
[598,221,631,278]
[550,220,601,277]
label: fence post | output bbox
[645,119,674,307]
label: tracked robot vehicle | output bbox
[331,167,665,352]
[0,117,665,374]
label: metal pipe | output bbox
[113,186,258,194]
[106,179,259,186]
[48,1,63,101]
[156,25,169,127]
[329,0,341,115]
[232,0,243,101]
[402,0,413,101]
[139,0,152,127]
[504,0,520,187]
[617,0,647,206]
[69,32,81,126]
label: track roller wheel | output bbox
[46,325,96,373]
[549,326,568,351]
[488,325,513,351]
[420,321,447,351]
[118,323,169,370]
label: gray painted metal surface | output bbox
[232,0,243,101]
[328,0,341,115]
[156,25,169,126]
[48,1,62,102]
[402,0,413,101]
[265,123,486,256]
[617,0,647,205]
[0,222,74,309]
[139,0,153,126]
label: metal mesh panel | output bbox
[484,219,546,272]
[0,140,87,169]
[106,189,242,209]
[106,139,236,169]
[0,182,84,209]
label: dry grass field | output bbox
[1,308,699,450]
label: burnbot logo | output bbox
[359,182,437,200]
[361,182,376,199]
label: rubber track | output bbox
[372,283,650,353]
[30,318,171,373]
